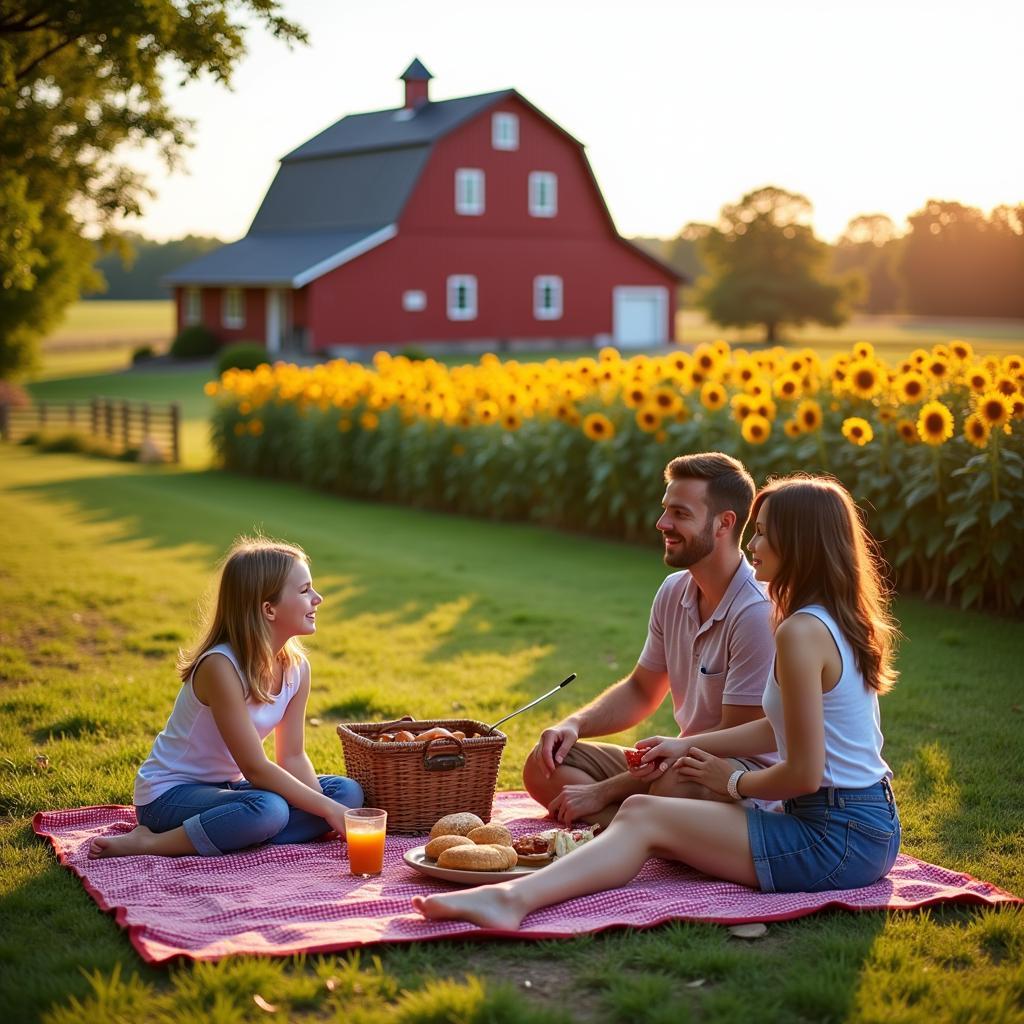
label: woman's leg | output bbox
[89,783,290,858]
[268,775,364,846]
[412,794,757,929]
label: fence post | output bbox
[39,400,47,432]
[69,403,77,429]
[170,402,180,464]
[142,402,150,441]
[104,399,114,442]
[0,403,8,441]
[121,400,130,453]
[91,398,99,440]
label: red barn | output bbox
[166,60,684,354]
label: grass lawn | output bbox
[0,443,1021,1024]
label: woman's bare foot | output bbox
[411,884,526,930]
[88,826,162,859]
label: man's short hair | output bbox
[664,452,756,540]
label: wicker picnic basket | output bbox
[336,716,507,834]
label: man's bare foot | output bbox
[89,826,160,859]
[411,884,525,930]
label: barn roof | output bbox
[282,90,514,162]
[162,227,396,288]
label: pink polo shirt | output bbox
[638,557,774,739]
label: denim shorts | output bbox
[746,779,900,892]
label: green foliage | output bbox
[171,324,219,360]
[87,233,225,300]
[131,344,156,364]
[0,1,307,379]
[216,342,269,375]
[693,187,861,342]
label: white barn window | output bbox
[447,275,477,320]
[529,172,558,217]
[454,168,485,215]
[184,288,201,326]
[222,288,244,328]
[534,276,563,320]
[492,112,519,150]
[402,289,427,312]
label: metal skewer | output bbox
[484,673,577,734]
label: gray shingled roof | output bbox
[162,228,393,287]
[283,90,513,161]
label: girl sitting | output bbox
[413,475,901,927]
[90,536,363,858]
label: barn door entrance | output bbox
[612,286,669,348]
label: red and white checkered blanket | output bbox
[33,791,1020,964]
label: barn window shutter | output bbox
[529,172,558,217]
[447,275,478,320]
[455,169,485,215]
[492,112,519,150]
[534,276,563,320]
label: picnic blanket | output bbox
[34,791,1020,964]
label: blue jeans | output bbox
[746,779,900,892]
[136,774,364,856]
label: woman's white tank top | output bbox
[762,605,891,789]
[133,643,302,805]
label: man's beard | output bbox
[663,515,715,569]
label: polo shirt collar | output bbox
[679,556,754,623]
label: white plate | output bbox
[403,846,551,885]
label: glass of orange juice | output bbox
[344,808,387,877]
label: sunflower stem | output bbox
[989,429,1000,504]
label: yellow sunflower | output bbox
[502,410,523,431]
[783,419,802,438]
[693,344,719,376]
[976,391,1012,427]
[651,386,683,415]
[773,372,802,401]
[700,381,727,411]
[924,354,951,382]
[842,417,873,446]
[796,399,823,432]
[730,393,753,422]
[894,372,927,405]
[476,400,500,424]
[963,413,990,449]
[949,339,974,362]
[741,414,772,445]
[582,412,615,441]
[916,401,954,445]
[896,418,917,444]
[635,406,662,433]
[359,411,379,431]
[852,341,875,360]
[847,359,884,399]
[1003,354,1024,377]
[995,374,1019,397]
[965,367,992,394]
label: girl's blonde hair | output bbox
[177,535,308,704]
[750,475,899,694]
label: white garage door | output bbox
[613,286,669,348]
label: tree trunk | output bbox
[764,322,777,343]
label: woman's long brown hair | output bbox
[751,476,898,694]
[177,536,308,703]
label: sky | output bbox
[123,0,1023,245]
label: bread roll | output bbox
[429,812,485,839]
[478,843,518,869]
[437,844,509,871]
[424,834,475,860]
[468,824,513,847]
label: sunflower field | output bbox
[208,340,1024,612]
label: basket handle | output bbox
[422,735,466,772]
[371,715,416,735]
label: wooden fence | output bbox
[0,398,180,463]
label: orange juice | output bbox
[347,827,385,876]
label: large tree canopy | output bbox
[692,186,860,342]
[0,1,306,378]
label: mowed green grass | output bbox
[0,444,1022,1024]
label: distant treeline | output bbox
[85,234,223,300]
[94,199,1024,318]
[638,199,1024,318]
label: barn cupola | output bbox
[400,58,433,109]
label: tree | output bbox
[693,186,860,342]
[900,200,1024,318]
[0,1,306,379]
[832,213,904,313]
